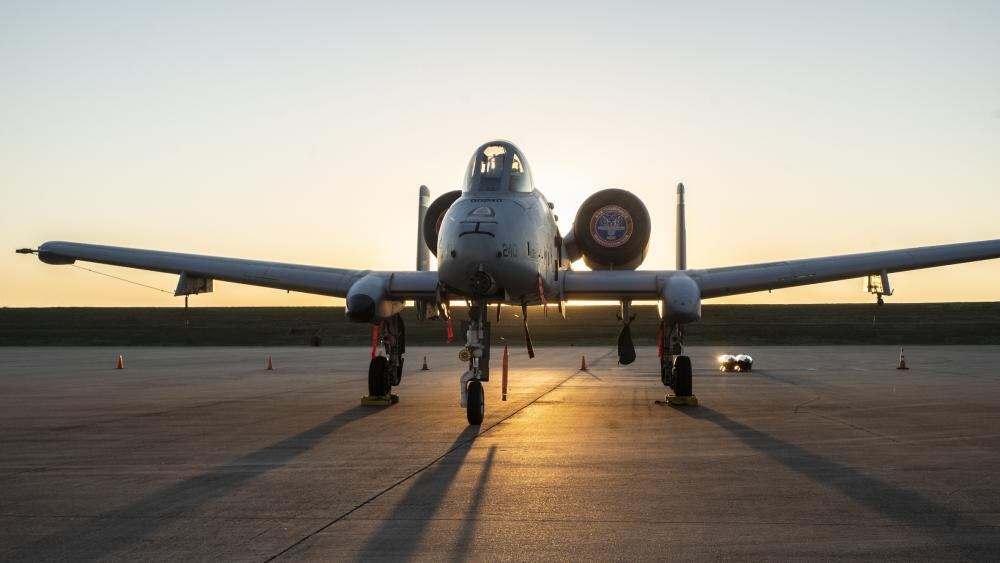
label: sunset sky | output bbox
[3,1,998,307]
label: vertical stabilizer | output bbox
[416,185,431,271]
[676,182,687,271]
[415,185,436,320]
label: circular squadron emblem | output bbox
[589,205,633,248]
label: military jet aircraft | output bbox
[18,140,1000,424]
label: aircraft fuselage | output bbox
[437,190,559,304]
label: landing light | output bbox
[717,353,752,373]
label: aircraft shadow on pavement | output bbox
[355,426,483,561]
[5,405,377,562]
[677,406,997,559]
[451,445,497,562]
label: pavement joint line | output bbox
[793,396,821,413]
[4,397,343,476]
[808,412,902,444]
[0,513,333,521]
[261,349,615,562]
[26,383,342,436]
[945,471,1000,498]
[320,516,993,528]
[5,512,994,529]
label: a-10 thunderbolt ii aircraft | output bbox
[18,140,1000,424]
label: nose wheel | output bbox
[466,380,484,425]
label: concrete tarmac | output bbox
[1,346,999,561]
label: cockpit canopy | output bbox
[463,141,534,193]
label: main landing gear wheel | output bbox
[673,355,693,396]
[368,356,390,397]
[466,380,484,425]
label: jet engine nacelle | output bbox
[345,273,404,323]
[570,188,651,270]
[423,190,462,258]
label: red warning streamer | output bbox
[371,324,379,358]
[502,344,509,401]
[657,323,664,359]
[537,273,548,316]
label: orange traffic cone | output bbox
[267,355,273,370]
[580,355,587,370]
[421,356,429,371]
[896,348,909,370]
[116,354,124,370]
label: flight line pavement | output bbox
[1,346,999,562]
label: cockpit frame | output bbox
[463,140,534,194]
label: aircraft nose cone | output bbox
[439,236,503,295]
[346,294,375,323]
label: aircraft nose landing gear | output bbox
[459,302,490,425]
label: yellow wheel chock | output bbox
[656,394,699,407]
[361,394,399,406]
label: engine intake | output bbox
[571,188,651,270]
[345,274,404,323]
[423,190,462,258]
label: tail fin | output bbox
[415,185,437,320]
[416,185,431,271]
[676,182,687,270]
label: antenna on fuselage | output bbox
[676,182,687,271]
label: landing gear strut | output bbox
[459,302,490,425]
[660,322,694,399]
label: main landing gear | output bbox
[367,314,405,400]
[459,302,490,425]
[660,322,696,403]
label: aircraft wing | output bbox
[23,241,439,299]
[691,239,1000,299]
[562,239,1000,300]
